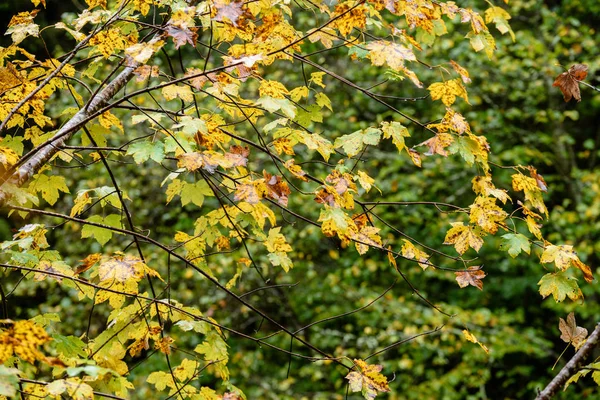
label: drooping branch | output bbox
[0,65,136,205]
[536,322,600,399]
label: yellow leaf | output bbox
[443,222,484,254]
[259,80,289,99]
[366,40,416,70]
[428,79,469,106]
[469,196,507,234]
[512,173,548,216]
[162,84,194,102]
[462,329,489,353]
[399,240,429,269]
[540,243,577,271]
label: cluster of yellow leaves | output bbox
[90,254,163,308]
[0,320,51,364]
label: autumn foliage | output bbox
[0,0,597,398]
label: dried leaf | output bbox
[553,64,588,102]
[559,313,588,350]
[455,266,486,290]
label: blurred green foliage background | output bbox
[2,0,600,398]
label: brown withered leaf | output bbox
[226,145,249,167]
[455,266,486,290]
[527,166,548,192]
[133,65,159,82]
[263,171,290,206]
[165,25,198,49]
[314,187,336,207]
[553,64,588,102]
[559,312,588,349]
[185,68,217,90]
[213,0,248,27]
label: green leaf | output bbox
[499,233,531,258]
[31,313,61,327]
[53,335,88,359]
[294,104,323,127]
[81,214,122,246]
[538,272,583,302]
[300,132,334,162]
[30,174,70,205]
[315,92,332,111]
[180,180,212,207]
[0,366,20,397]
[381,121,410,153]
[449,136,480,165]
[334,127,382,157]
[268,252,293,272]
[255,97,297,119]
[127,141,165,164]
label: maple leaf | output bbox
[381,121,410,153]
[466,31,496,59]
[540,243,577,271]
[401,239,430,269]
[428,79,469,106]
[125,38,164,64]
[29,173,70,206]
[263,171,290,206]
[443,222,484,255]
[469,196,508,234]
[559,312,588,349]
[5,10,40,44]
[553,64,588,102]
[472,175,510,204]
[127,140,165,164]
[485,6,515,41]
[455,266,486,290]
[75,253,102,275]
[366,41,416,71]
[165,25,197,49]
[0,146,19,168]
[450,60,471,84]
[234,183,261,204]
[81,214,122,246]
[318,206,357,241]
[572,258,594,283]
[418,132,454,157]
[345,359,390,400]
[333,2,367,37]
[47,378,94,400]
[538,272,583,302]
[499,233,531,258]
[408,149,422,167]
[352,226,383,255]
[334,127,382,158]
[213,0,248,27]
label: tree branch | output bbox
[536,322,600,399]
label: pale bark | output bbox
[0,65,135,206]
[536,322,600,399]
